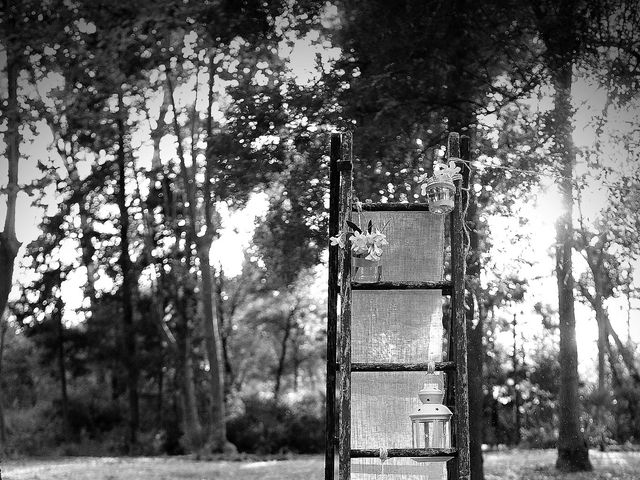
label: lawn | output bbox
[483,449,640,480]
[2,450,639,480]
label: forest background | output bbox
[1,0,639,478]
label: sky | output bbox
[1,25,639,382]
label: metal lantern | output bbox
[409,376,454,463]
[419,161,462,215]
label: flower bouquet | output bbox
[330,216,389,282]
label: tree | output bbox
[532,1,591,468]
[22,0,162,448]
[529,0,640,469]
[0,0,26,324]
[0,1,68,446]
[575,171,640,445]
[138,0,320,451]
[164,62,228,450]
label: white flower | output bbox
[365,232,376,244]
[351,231,369,255]
[433,161,462,179]
[366,246,382,261]
[417,173,429,183]
[331,221,389,261]
[366,244,383,261]
[330,234,345,248]
[371,229,388,247]
[434,162,453,173]
[420,162,462,196]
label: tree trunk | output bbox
[467,292,484,461]
[605,316,640,383]
[180,337,203,447]
[0,314,7,448]
[490,398,500,447]
[606,337,622,440]
[626,287,632,346]
[553,62,592,472]
[577,228,612,450]
[512,313,521,445]
[176,286,204,450]
[579,230,609,400]
[465,202,484,480]
[588,281,608,451]
[116,90,139,448]
[274,305,297,400]
[606,334,640,439]
[291,329,301,393]
[201,61,228,451]
[596,301,606,394]
[0,31,22,319]
[157,361,164,427]
[78,203,98,298]
[215,271,234,394]
[595,299,607,451]
[55,301,70,438]
[197,248,228,451]
[167,68,229,453]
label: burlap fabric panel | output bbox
[349,211,446,479]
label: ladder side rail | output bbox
[325,133,342,480]
[447,133,471,480]
[445,132,459,480]
[337,132,354,480]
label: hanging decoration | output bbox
[329,200,389,282]
[418,161,462,214]
[409,373,454,463]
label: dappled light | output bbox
[0,1,639,479]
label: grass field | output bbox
[2,449,639,479]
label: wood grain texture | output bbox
[324,133,341,480]
[337,132,353,480]
[447,133,471,480]
[351,448,458,458]
[352,281,451,293]
[351,361,456,372]
[354,202,431,211]
[330,132,471,480]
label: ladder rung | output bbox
[350,447,457,458]
[352,281,452,294]
[351,361,455,372]
[353,202,430,212]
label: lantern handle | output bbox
[379,447,388,462]
[427,361,435,374]
[379,447,388,474]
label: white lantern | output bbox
[409,375,454,463]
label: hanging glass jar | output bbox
[352,255,382,283]
[419,161,462,215]
[423,180,456,214]
[330,212,389,283]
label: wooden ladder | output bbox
[325,131,471,480]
